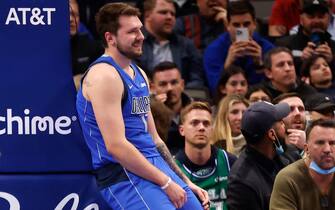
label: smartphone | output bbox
[310,32,325,47]
[236,28,249,42]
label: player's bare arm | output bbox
[83,63,172,187]
[141,68,210,208]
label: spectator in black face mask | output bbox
[150,61,193,155]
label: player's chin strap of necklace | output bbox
[161,177,172,190]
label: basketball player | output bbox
[76,3,209,210]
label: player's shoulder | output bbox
[135,65,149,83]
[86,63,122,84]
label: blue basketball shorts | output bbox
[100,156,203,210]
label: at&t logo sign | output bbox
[5,8,56,25]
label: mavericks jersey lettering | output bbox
[176,147,230,210]
[132,96,150,114]
[76,55,159,169]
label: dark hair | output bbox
[306,119,335,142]
[214,65,247,104]
[227,0,255,22]
[95,3,141,48]
[180,101,212,124]
[245,84,273,102]
[264,47,293,69]
[151,61,180,80]
[300,54,329,77]
[272,92,301,104]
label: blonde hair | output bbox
[212,94,249,153]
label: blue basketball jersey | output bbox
[76,55,160,169]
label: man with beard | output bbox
[270,119,335,210]
[227,101,292,210]
[175,101,236,210]
[273,93,308,160]
[137,0,204,88]
[262,47,317,102]
[276,0,335,71]
[175,0,228,52]
[76,3,209,209]
[151,61,193,155]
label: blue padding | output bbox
[0,0,94,172]
[0,174,112,210]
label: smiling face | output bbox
[112,15,144,59]
[179,109,213,149]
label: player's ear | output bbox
[105,31,116,46]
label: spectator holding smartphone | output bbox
[276,0,335,72]
[204,0,274,94]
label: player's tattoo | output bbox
[156,142,188,183]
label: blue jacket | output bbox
[136,30,205,88]
[204,32,274,93]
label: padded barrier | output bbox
[0,174,111,210]
[0,0,112,209]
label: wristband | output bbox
[161,177,172,190]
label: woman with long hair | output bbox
[212,94,249,156]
